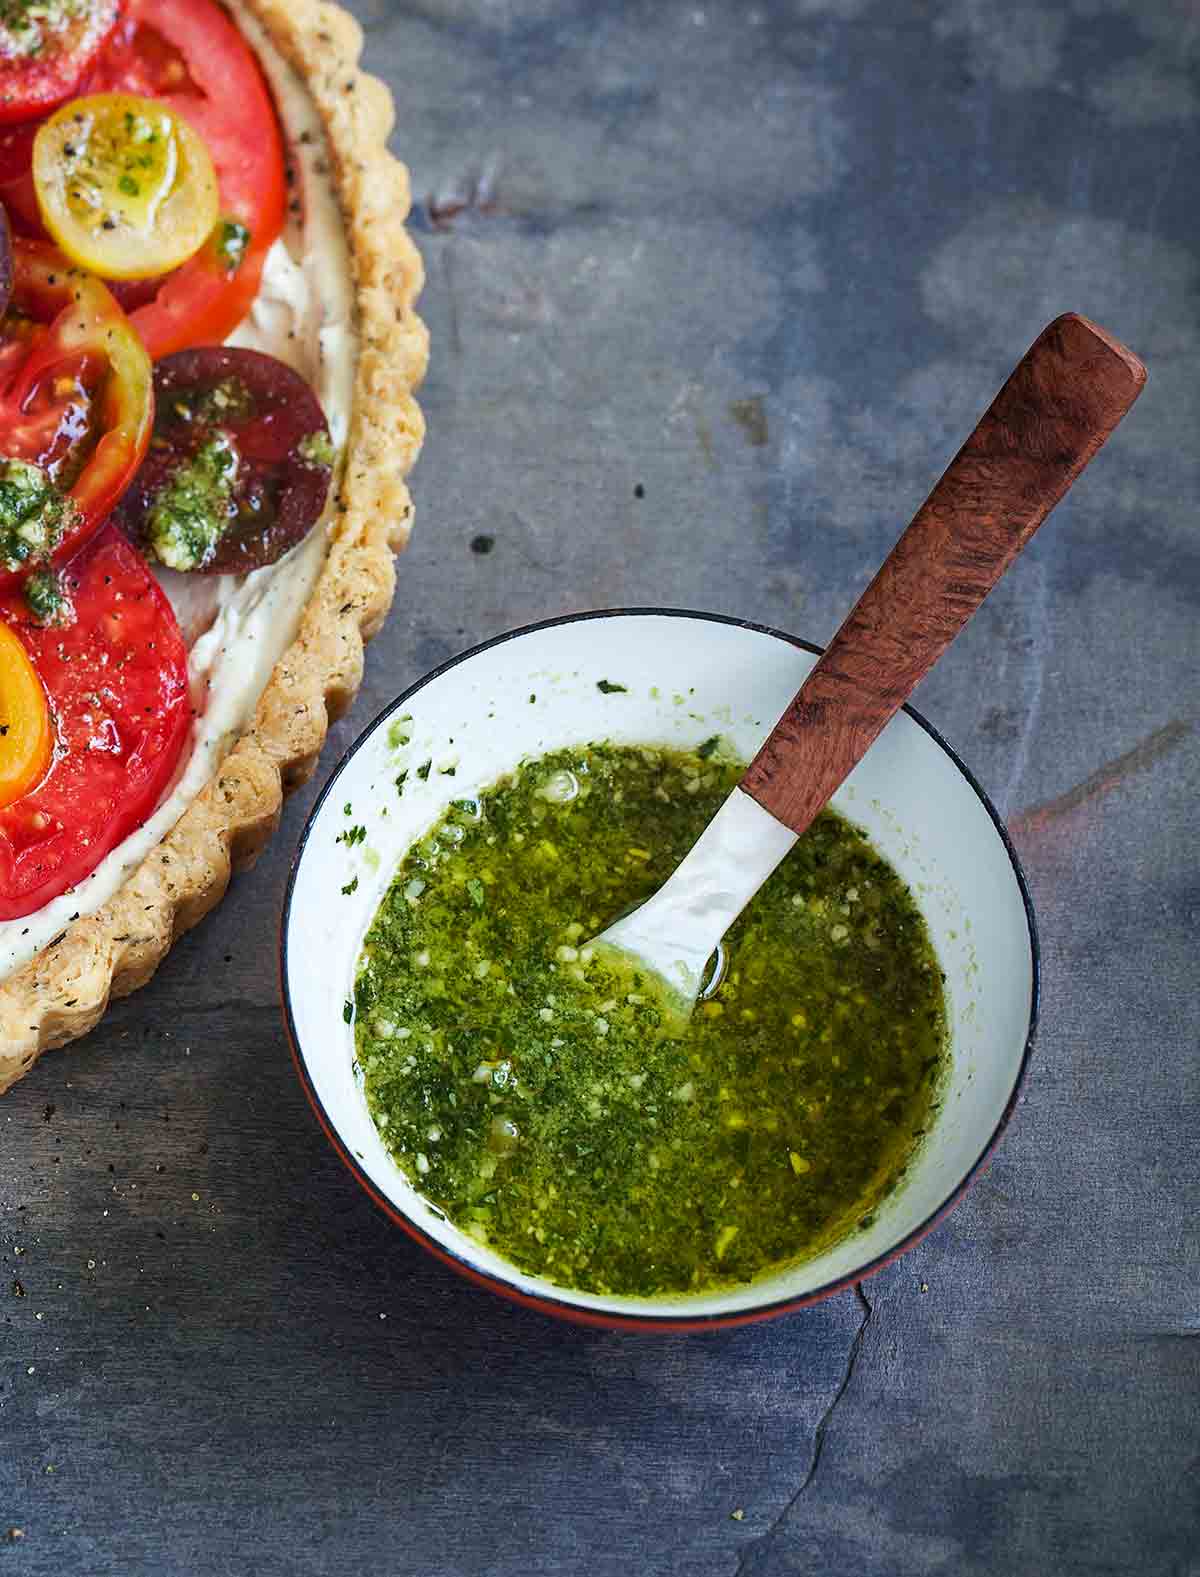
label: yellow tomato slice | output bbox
[32,92,219,280]
[0,621,52,810]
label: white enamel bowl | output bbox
[281,611,1038,1331]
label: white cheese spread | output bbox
[0,4,357,978]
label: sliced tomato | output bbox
[0,618,52,808]
[33,92,221,280]
[0,0,121,126]
[0,124,42,235]
[0,200,10,316]
[0,523,190,920]
[117,346,333,574]
[0,237,152,584]
[89,0,286,358]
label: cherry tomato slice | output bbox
[33,92,219,279]
[0,523,190,920]
[0,237,152,586]
[116,345,332,575]
[0,0,120,126]
[89,0,286,358]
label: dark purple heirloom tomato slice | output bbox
[115,345,333,575]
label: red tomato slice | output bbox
[0,124,42,235]
[0,239,152,587]
[0,0,120,126]
[89,0,286,358]
[0,524,191,920]
[0,200,9,317]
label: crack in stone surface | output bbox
[1010,718,1192,833]
[733,1282,874,1575]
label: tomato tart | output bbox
[0,0,426,1092]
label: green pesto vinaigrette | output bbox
[353,743,947,1298]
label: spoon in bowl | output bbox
[593,312,1146,1014]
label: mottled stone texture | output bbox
[1,1,1197,1572]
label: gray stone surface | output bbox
[2,1,1197,1572]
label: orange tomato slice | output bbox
[0,620,52,809]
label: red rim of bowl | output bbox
[279,608,1040,1333]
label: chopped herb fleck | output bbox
[416,760,432,781]
[341,876,359,896]
[297,428,335,469]
[596,679,627,694]
[214,217,251,274]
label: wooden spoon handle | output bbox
[741,312,1146,836]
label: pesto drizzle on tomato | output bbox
[143,431,238,570]
[0,458,79,572]
[0,0,88,60]
[22,565,72,626]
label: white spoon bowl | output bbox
[280,610,1038,1331]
